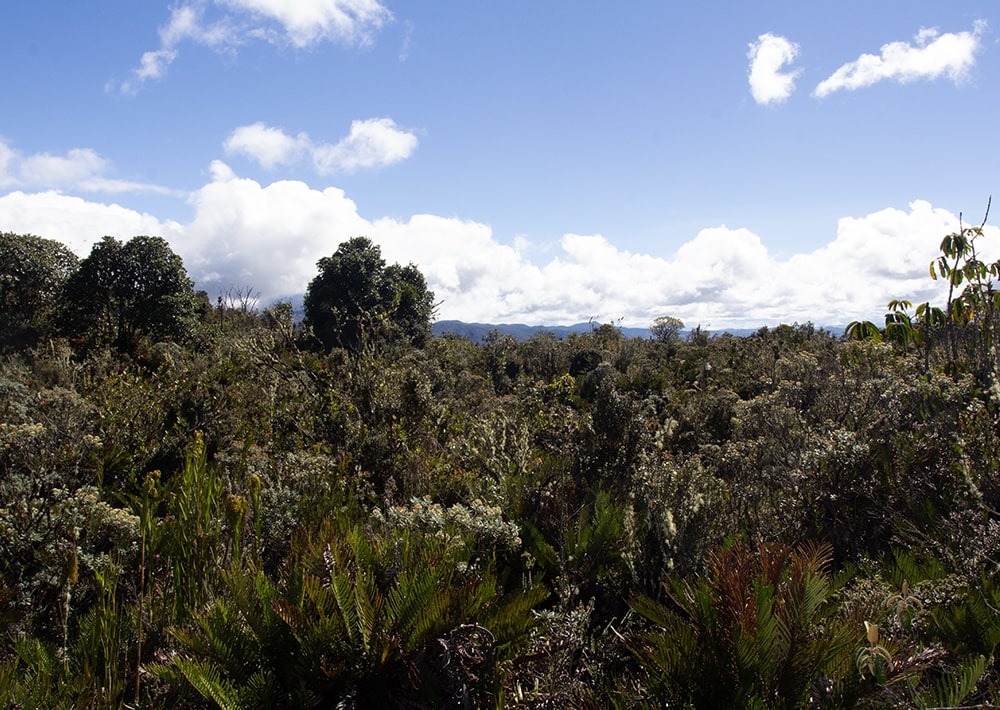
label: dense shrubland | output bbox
[0,226,999,707]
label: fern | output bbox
[932,578,1000,660]
[522,521,559,575]
[915,654,986,709]
[0,635,84,708]
[156,516,543,706]
[628,541,855,708]
[171,657,244,710]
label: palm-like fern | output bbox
[924,573,1000,706]
[0,635,83,708]
[150,517,544,707]
[628,541,855,708]
[932,576,1000,657]
[913,654,987,709]
[522,488,625,610]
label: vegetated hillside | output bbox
[1,227,999,707]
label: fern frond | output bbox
[0,635,80,705]
[401,573,453,649]
[386,562,440,647]
[171,657,243,710]
[196,601,258,677]
[353,568,383,655]
[245,669,278,708]
[316,571,350,639]
[522,521,559,573]
[919,654,986,709]
[484,583,548,654]
[229,566,279,642]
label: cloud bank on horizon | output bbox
[0,159,990,330]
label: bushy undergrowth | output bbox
[2,225,1000,707]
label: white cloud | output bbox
[0,141,175,196]
[313,118,418,173]
[209,159,237,182]
[115,0,391,93]
[223,119,418,173]
[161,5,218,46]
[1,166,994,329]
[747,33,802,105]
[0,191,182,255]
[224,123,309,168]
[178,167,370,296]
[19,148,109,187]
[115,5,236,94]
[814,21,986,98]
[0,142,17,188]
[220,0,392,48]
[135,49,178,83]
[373,214,536,319]
[398,19,414,61]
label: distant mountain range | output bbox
[431,320,846,342]
[431,320,646,341]
[285,299,842,342]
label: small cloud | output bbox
[114,4,234,94]
[134,49,178,83]
[114,0,391,93]
[19,148,110,187]
[0,140,175,196]
[224,119,419,174]
[161,4,218,46]
[220,0,393,48]
[747,33,802,105]
[224,123,309,168]
[77,177,178,195]
[313,118,418,173]
[398,19,415,61]
[814,20,986,98]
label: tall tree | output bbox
[59,236,197,351]
[384,262,435,347]
[0,233,78,348]
[304,237,434,352]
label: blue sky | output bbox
[1,1,998,328]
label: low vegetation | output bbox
[0,222,999,707]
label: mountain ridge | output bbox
[431,319,845,342]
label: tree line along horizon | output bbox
[4,227,992,354]
[0,232,439,356]
[1,220,1000,706]
[0,229,757,351]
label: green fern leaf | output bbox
[172,657,243,710]
[923,654,986,709]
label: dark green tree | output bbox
[59,235,196,352]
[304,237,434,352]
[0,233,78,348]
[384,262,435,347]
